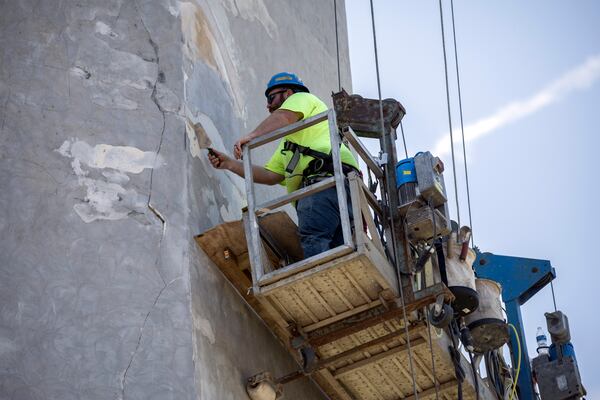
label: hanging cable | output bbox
[425,308,441,400]
[438,0,461,228]
[422,202,441,400]
[550,281,558,311]
[333,0,342,91]
[369,1,420,398]
[400,120,409,159]
[508,324,522,400]
[450,0,474,245]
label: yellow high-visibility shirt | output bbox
[264,92,359,193]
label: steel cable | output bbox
[369,1,420,398]
[333,0,342,91]
[450,0,474,245]
[400,120,409,159]
[438,0,461,228]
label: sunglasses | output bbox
[267,89,288,104]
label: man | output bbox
[208,72,359,258]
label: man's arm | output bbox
[233,109,300,159]
[208,148,283,185]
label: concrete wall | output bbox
[0,1,351,399]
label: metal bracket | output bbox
[375,152,388,167]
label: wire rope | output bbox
[421,199,441,400]
[400,120,409,159]
[369,1,420,398]
[449,0,474,245]
[425,308,441,400]
[438,0,461,228]
[333,0,342,91]
[550,280,558,311]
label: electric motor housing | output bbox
[396,152,451,241]
[464,279,509,353]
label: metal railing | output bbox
[242,109,388,296]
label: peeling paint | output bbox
[193,316,216,344]
[73,178,147,223]
[184,111,227,159]
[180,1,248,119]
[102,170,130,185]
[58,139,163,174]
[180,2,219,69]
[95,21,118,38]
[56,139,160,223]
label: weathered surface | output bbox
[0,0,350,399]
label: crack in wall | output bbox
[131,0,170,287]
[119,276,182,399]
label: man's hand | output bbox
[233,135,252,160]
[208,146,284,185]
[207,148,231,170]
[233,109,301,160]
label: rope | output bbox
[449,0,474,245]
[438,0,461,228]
[333,0,341,91]
[369,1,420,398]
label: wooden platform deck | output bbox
[195,212,493,400]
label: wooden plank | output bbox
[307,282,444,347]
[194,229,292,348]
[257,245,354,291]
[314,369,355,400]
[196,218,491,400]
[333,337,428,378]
[404,380,457,400]
[358,242,397,295]
[303,300,382,333]
[316,323,425,370]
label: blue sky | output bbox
[346,0,600,396]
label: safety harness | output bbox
[281,140,358,181]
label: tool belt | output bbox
[281,140,358,186]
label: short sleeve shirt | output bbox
[264,92,359,193]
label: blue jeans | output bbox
[296,185,353,258]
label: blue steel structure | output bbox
[474,251,556,400]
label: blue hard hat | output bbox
[265,72,309,97]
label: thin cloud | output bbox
[434,54,600,156]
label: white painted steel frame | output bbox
[242,109,388,296]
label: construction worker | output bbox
[208,72,359,258]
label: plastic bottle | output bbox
[536,326,549,355]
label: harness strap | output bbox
[282,141,330,173]
[282,140,358,177]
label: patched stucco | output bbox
[0,0,351,398]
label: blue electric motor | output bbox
[396,155,418,206]
[549,342,577,363]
